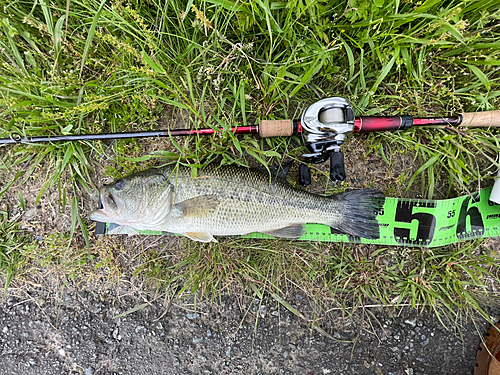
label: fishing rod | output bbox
[2,97,500,183]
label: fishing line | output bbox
[96,188,500,247]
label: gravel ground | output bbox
[0,280,492,375]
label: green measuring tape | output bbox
[97,188,500,247]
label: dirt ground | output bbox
[1,136,499,375]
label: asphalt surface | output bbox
[0,280,492,375]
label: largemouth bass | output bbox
[90,164,384,242]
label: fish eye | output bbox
[115,179,125,191]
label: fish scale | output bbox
[162,165,347,236]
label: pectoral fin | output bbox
[174,195,220,218]
[184,232,217,243]
[262,224,304,239]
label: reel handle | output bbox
[330,151,346,182]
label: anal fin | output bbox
[262,224,303,239]
[184,232,217,243]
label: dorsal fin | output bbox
[254,160,293,181]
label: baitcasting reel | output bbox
[299,97,355,185]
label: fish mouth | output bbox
[103,187,120,212]
[90,187,120,222]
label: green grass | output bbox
[137,238,500,327]
[1,0,500,329]
[0,209,34,293]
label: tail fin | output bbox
[333,190,385,240]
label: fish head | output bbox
[90,169,173,228]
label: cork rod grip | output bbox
[460,110,500,127]
[258,119,294,137]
